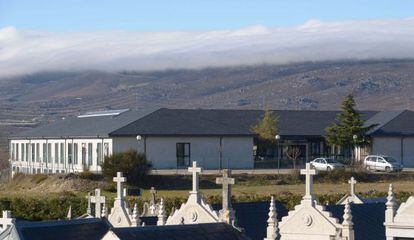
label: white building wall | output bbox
[115,136,254,169]
[371,136,414,167]
[112,137,143,153]
[372,137,401,160]
[222,137,254,169]
[9,138,112,175]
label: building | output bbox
[9,108,414,174]
[8,109,153,174]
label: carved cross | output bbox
[348,177,357,196]
[90,189,106,218]
[86,192,92,215]
[301,163,317,199]
[0,211,13,231]
[188,161,202,193]
[216,169,235,210]
[150,187,157,205]
[113,172,126,200]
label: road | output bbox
[149,168,414,175]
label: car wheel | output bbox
[385,167,391,173]
[327,167,332,171]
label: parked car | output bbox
[310,158,346,171]
[364,155,403,172]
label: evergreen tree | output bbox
[326,94,376,148]
[251,108,279,142]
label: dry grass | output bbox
[140,181,414,200]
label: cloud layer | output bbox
[2,18,414,78]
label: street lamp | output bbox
[136,135,146,156]
[352,135,358,165]
[275,135,281,174]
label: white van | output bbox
[364,155,403,172]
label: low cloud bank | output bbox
[1,18,414,77]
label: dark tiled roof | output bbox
[109,222,250,240]
[11,109,155,138]
[370,110,414,136]
[110,108,377,137]
[140,216,157,226]
[364,110,404,134]
[212,201,288,240]
[325,203,386,240]
[14,218,110,240]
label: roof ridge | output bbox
[369,110,407,135]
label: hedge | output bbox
[1,191,411,221]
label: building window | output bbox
[36,143,40,162]
[73,143,78,165]
[68,143,73,164]
[60,143,64,164]
[47,143,52,163]
[21,143,25,162]
[176,143,190,167]
[43,143,47,163]
[25,144,29,162]
[88,143,93,166]
[97,143,102,166]
[16,144,19,161]
[81,143,86,166]
[54,143,59,164]
[31,143,35,162]
[104,143,109,157]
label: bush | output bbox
[31,174,48,184]
[102,149,149,186]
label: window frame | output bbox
[176,142,191,167]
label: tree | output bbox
[284,146,301,169]
[251,108,279,142]
[102,149,149,186]
[325,94,377,152]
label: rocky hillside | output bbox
[1,59,414,160]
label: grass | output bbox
[138,180,414,200]
[1,170,413,201]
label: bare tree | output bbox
[284,146,302,169]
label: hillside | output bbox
[1,59,414,160]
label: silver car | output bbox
[310,158,346,171]
[364,155,403,172]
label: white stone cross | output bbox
[90,189,106,218]
[86,192,92,215]
[216,169,235,210]
[0,211,13,232]
[348,177,357,196]
[301,163,318,200]
[113,172,126,200]
[150,187,157,205]
[188,161,202,193]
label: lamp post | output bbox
[136,135,146,157]
[352,134,358,166]
[275,135,281,174]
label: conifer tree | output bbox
[251,108,279,142]
[325,94,376,149]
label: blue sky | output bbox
[1,0,414,31]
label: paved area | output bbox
[149,168,414,175]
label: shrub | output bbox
[78,170,97,180]
[31,174,48,184]
[102,149,149,186]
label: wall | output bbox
[122,136,254,169]
[9,138,112,175]
[372,136,414,167]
